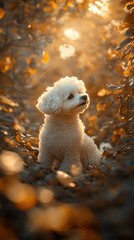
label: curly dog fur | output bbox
[36,76,101,175]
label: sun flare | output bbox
[59,44,75,59]
[88,0,110,18]
[64,28,80,40]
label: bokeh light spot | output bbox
[64,28,80,40]
[0,151,24,175]
[88,0,110,18]
[5,180,36,210]
[38,187,54,204]
[59,44,75,59]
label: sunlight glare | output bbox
[88,0,110,18]
[64,28,80,40]
[59,44,75,59]
[76,0,84,3]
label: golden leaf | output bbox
[51,2,58,10]
[0,8,5,19]
[0,27,4,34]
[96,101,107,112]
[27,67,36,75]
[97,88,111,97]
[4,136,16,148]
[113,128,126,136]
[42,51,49,64]
[67,1,75,8]
[0,56,14,73]
[0,95,18,107]
[56,171,76,187]
[87,115,99,132]
[123,68,131,77]
[26,57,31,65]
[43,6,52,13]
[116,65,123,75]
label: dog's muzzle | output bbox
[78,95,88,106]
[81,95,88,101]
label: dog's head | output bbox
[36,76,90,115]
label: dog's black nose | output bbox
[81,95,87,101]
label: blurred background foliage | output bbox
[0,0,134,239]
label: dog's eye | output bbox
[67,93,74,100]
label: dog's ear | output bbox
[36,87,62,114]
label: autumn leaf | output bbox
[113,127,126,137]
[0,8,5,19]
[0,57,14,73]
[50,1,58,10]
[27,67,37,75]
[96,100,108,113]
[42,51,49,63]
[97,88,111,97]
[56,171,76,187]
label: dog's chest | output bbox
[44,118,84,156]
[47,124,82,144]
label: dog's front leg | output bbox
[38,142,53,172]
[59,153,82,176]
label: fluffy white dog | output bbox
[36,76,101,175]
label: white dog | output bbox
[36,76,101,176]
